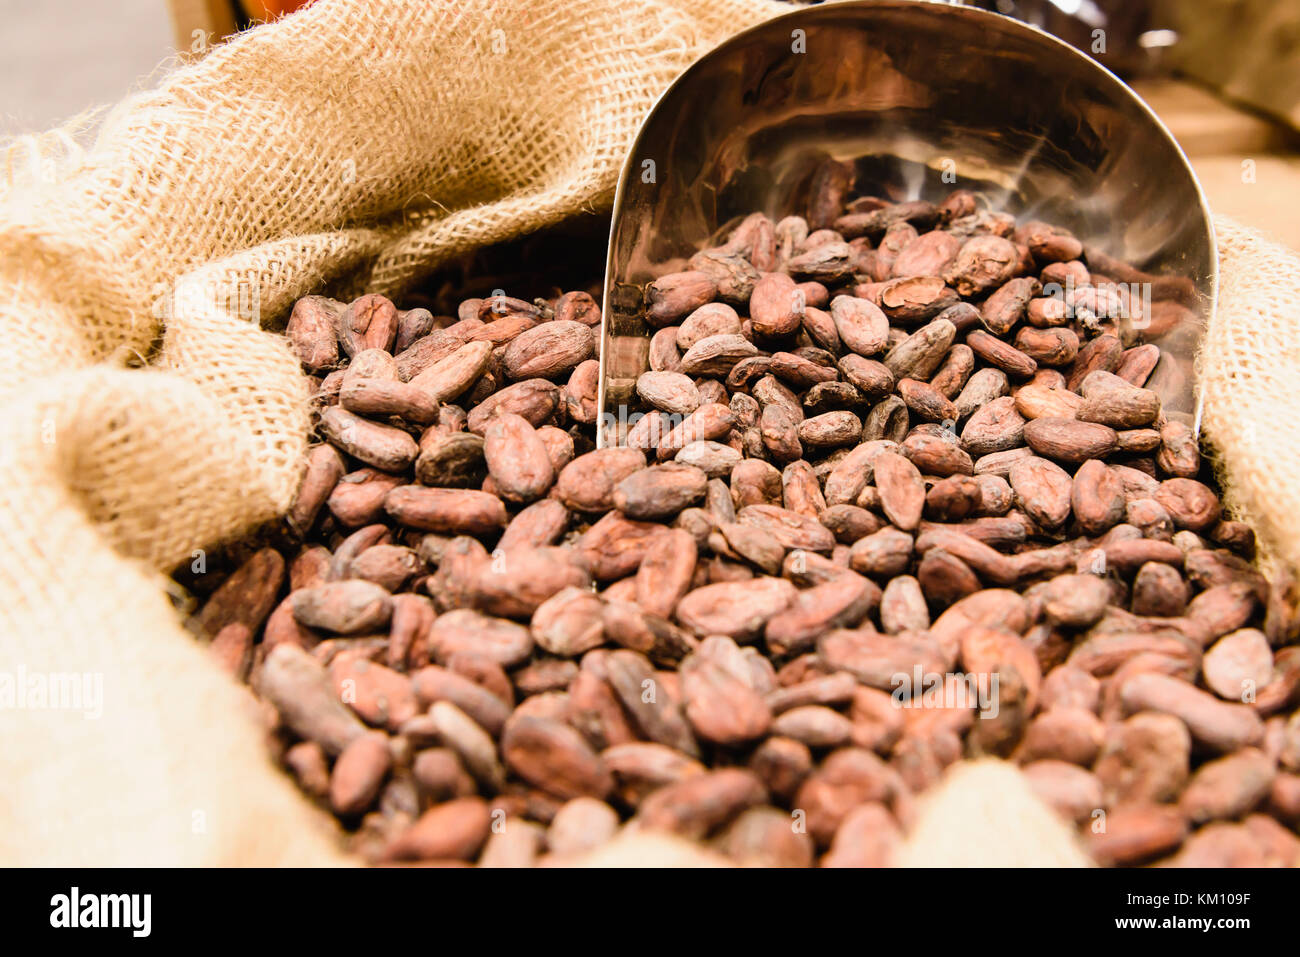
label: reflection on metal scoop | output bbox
[597,0,1215,445]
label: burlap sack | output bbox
[1198,217,1300,580]
[0,0,1295,866]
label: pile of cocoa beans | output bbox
[186,183,1300,868]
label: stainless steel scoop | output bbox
[597,0,1216,443]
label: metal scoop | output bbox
[597,0,1216,442]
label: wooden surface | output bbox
[1136,79,1300,251]
[167,0,239,54]
[167,0,307,51]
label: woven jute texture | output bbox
[0,0,1293,866]
[1198,216,1300,581]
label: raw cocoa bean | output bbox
[502,714,612,800]
[645,271,717,325]
[408,340,494,401]
[637,371,701,415]
[614,463,709,519]
[943,235,1019,296]
[320,407,419,473]
[1119,673,1263,752]
[338,294,399,356]
[414,432,487,489]
[503,320,593,380]
[530,586,606,657]
[1008,456,1073,528]
[675,577,798,642]
[635,528,698,620]
[680,657,772,745]
[765,573,879,656]
[1023,416,1117,463]
[383,797,492,862]
[966,330,1037,379]
[385,486,506,536]
[258,645,368,755]
[883,318,955,380]
[555,447,646,512]
[604,650,700,757]
[635,768,767,839]
[287,296,343,371]
[981,277,1040,334]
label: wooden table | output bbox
[1136,79,1300,251]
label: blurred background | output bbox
[1,0,1297,247]
[0,0,299,137]
[0,0,172,136]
